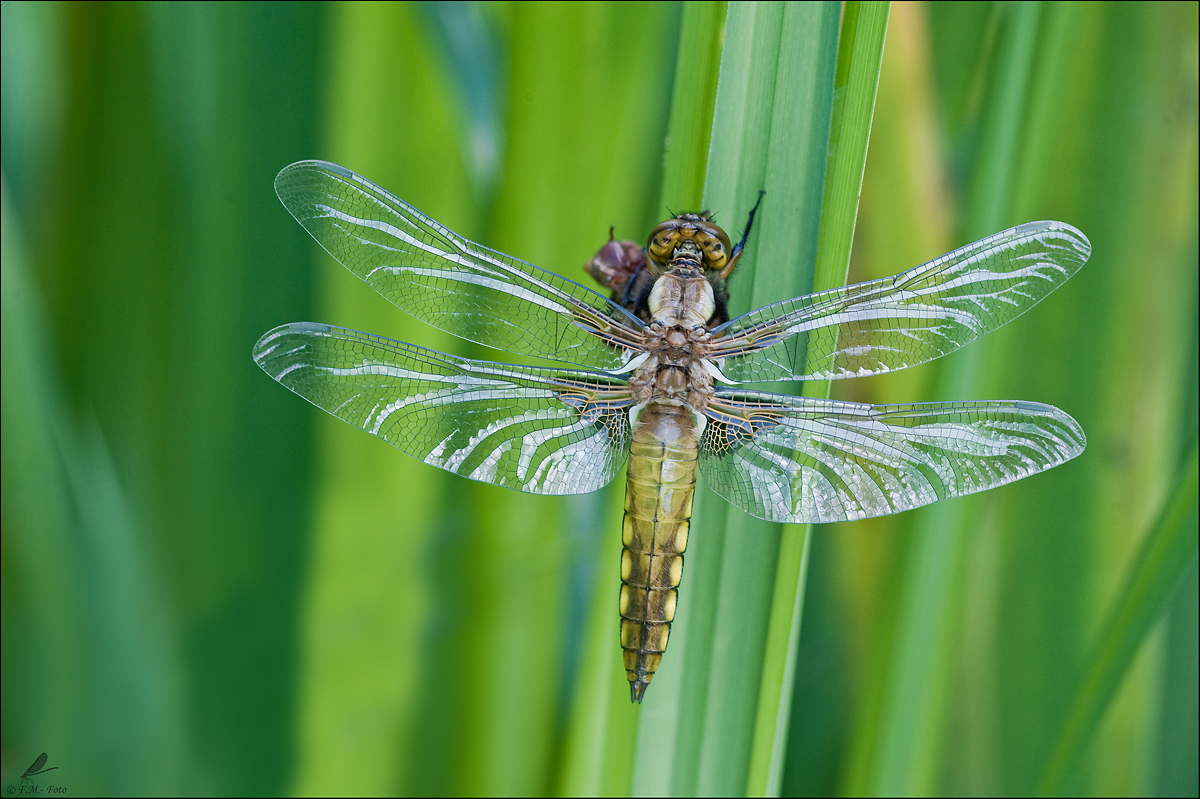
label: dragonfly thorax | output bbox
[633,267,721,410]
[647,268,716,328]
[630,316,718,410]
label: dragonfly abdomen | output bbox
[620,402,697,703]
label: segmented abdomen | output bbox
[620,402,697,703]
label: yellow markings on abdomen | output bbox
[620,402,698,703]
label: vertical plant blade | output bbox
[812,1,892,290]
[578,6,729,795]
[977,3,1196,793]
[1038,447,1200,795]
[291,6,476,794]
[698,6,841,794]
[745,4,890,796]
[628,2,841,795]
[835,3,1197,795]
[659,2,727,213]
[3,180,187,795]
[297,4,679,795]
[860,3,1043,794]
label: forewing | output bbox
[274,161,644,368]
[710,221,1090,382]
[254,323,633,495]
[699,390,1085,523]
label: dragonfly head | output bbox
[646,213,733,273]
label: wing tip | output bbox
[1011,398,1087,454]
[275,158,353,182]
[252,322,334,368]
[274,160,360,208]
[1018,219,1092,265]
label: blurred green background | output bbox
[2,2,1196,796]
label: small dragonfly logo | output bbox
[20,753,58,783]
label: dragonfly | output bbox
[254,161,1090,703]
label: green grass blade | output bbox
[582,7,727,795]
[556,493,643,797]
[659,1,727,212]
[299,4,679,795]
[862,4,1044,794]
[963,2,1043,239]
[812,1,892,292]
[291,7,477,794]
[745,4,890,796]
[978,3,1198,792]
[699,7,839,794]
[3,179,187,795]
[817,23,964,794]
[495,3,681,795]
[744,524,814,797]
[1038,446,1200,795]
[626,2,841,795]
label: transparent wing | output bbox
[699,389,1085,523]
[274,161,645,368]
[710,221,1090,382]
[253,322,634,495]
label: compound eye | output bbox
[705,241,726,266]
